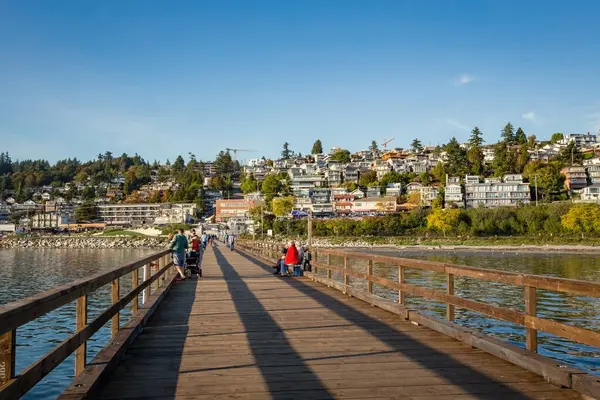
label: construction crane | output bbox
[382,138,395,150]
[225,148,257,164]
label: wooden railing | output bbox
[239,241,600,354]
[0,249,174,399]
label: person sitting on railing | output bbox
[283,241,300,277]
[169,228,188,281]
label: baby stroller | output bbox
[184,251,202,278]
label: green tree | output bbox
[492,141,515,176]
[468,127,484,147]
[411,138,423,153]
[379,171,403,187]
[281,142,293,160]
[330,149,351,164]
[311,140,323,154]
[358,170,377,187]
[431,162,447,183]
[272,196,294,217]
[515,127,527,144]
[427,209,461,236]
[74,202,99,222]
[561,204,600,237]
[551,133,564,144]
[557,141,583,166]
[528,135,537,149]
[369,140,379,154]
[515,143,530,173]
[240,173,258,194]
[467,127,485,175]
[261,174,282,202]
[172,155,185,173]
[501,122,515,144]
[443,137,467,176]
[523,161,565,201]
[419,172,430,185]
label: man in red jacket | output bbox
[283,241,300,277]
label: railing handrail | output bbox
[239,240,600,353]
[246,241,600,297]
[0,249,174,399]
[0,249,171,336]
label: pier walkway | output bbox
[94,244,580,400]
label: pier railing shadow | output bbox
[212,245,335,399]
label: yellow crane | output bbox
[382,138,395,150]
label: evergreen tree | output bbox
[369,140,379,154]
[172,155,185,173]
[443,137,467,176]
[515,127,527,144]
[467,127,485,175]
[492,141,516,176]
[411,138,423,153]
[311,140,323,154]
[281,142,293,160]
[501,122,515,144]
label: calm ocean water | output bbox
[0,248,154,400]
[1,248,599,399]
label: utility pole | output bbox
[307,209,313,248]
[534,174,538,207]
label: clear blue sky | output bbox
[1,0,599,164]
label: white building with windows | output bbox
[444,176,464,207]
[465,174,531,208]
[559,133,598,149]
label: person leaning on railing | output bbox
[169,228,188,281]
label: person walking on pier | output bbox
[169,228,188,281]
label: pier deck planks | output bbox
[98,244,581,400]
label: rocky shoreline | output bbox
[0,236,169,249]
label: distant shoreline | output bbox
[352,244,600,255]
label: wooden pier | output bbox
[1,242,600,399]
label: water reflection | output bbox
[0,248,153,400]
[320,250,600,376]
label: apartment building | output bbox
[580,184,600,202]
[444,176,464,207]
[31,212,70,229]
[465,174,531,208]
[310,188,333,215]
[561,167,587,190]
[352,197,397,214]
[98,203,196,226]
[215,199,264,222]
[333,194,354,215]
[559,133,598,149]
[385,183,402,197]
[587,165,600,184]
[419,186,439,207]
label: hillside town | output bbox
[2,125,600,236]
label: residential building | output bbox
[291,174,326,192]
[350,188,365,199]
[343,166,359,182]
[444,176,464,207]
[333,194,354,215]
[406,182,422,194]
[587,165,600,184]
[385,183,402,197]
[31,212,70,229]
[419,186,439,207]
[293,196,312,213]
[310,188,333,215]
[352,197,397,214]
[373,161,391,179]
[98,203,196,226]
[465,174,531,208]
[326,169,343,186]
[561,167,587,190]
[215,199,264,222]
[559,133,598,149]
[366,186,381,198]
[579,184,600,202]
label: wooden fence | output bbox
[239,241,600,354]
[0,249,174,399]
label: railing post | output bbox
[525,286,538,352]
[367,260,373,294]
[0,329,16,386]
[313,250,318,275]
[143,263,150,303]
[75,295,87,376]
[153,260,159,292]
[398,265,405,305]
[111,279,120,337]
[343,256,349,294]
[327,254,332,285]
[447,273,455,322]
[132,267,139,313]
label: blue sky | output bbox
[1,0,599,164]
